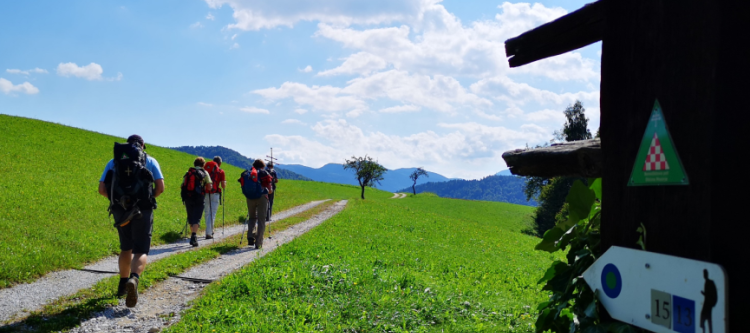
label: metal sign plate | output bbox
[629,99,688,186]
[582,246,726,333]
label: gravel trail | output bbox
[66,200,348,333]
[0,200,328,324]
[390,193,406,199]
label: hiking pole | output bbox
[239,213,248,246]
[208,192,214,243]
[221,189,225,237]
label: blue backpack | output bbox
[240,167,268,199]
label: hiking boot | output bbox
[125,277,139,308]
[117,279,127,297]
[190,234,198,247]
[205,234,213,240]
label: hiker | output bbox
[98,135,164,308]
[266,162,279,221]
[239,159,273,249]
[203,156,226,239]
[181,157,213,247]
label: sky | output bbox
[0,0,601,179]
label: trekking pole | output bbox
[239,213,248,246]
[208,192,214,243]
[221,189,225,237]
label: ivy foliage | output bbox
[534,179,641,333]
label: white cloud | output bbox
[231,33,238,40]
[525,109,565,123]
[254,82,366,114]
[265,119,549,178]
[239,106,270,114]
[470,76,599,107]
[6,68,48,75]
[230,42,240,49]
[317,52,387,77]
[299,65,312,73]
[312,2,596,81]
[197,102,214,107]
[294,108,308,114]
[191,21,204,28]
[206,13,215,20]
[204,0,438,31]
[343,70,492,113]
[281,118,306,125]
[0,78,39,95]
[379,104,420,113]
[56,62,107,81]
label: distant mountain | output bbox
[170,146,312,181]
[282,164,452,192]
[398,175,536,207]
[496,169,513,176]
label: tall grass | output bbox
[0,115,382,288]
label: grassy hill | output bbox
[168,193,550,332]
[0,114,384,288]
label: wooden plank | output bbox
[505,1,603,67]
[501,139,601,178]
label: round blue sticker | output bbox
[601,263,622,298]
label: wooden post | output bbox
[600,0,750,329]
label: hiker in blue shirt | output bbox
[97,135,164,308]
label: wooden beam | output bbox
[505,1,603,68]
[501,139,602,178]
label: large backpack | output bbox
[204,161,222,194]
[181,167,207,205]
[105,142,155,227]
[239,167,267,199]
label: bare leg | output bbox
[119,250,132,278]
[131,254,147,275]
[190,224,200,234]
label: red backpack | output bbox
[180,167,206,205]
[204,161,222,194]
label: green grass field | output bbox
[167,194,553,332]
[0,115,378,288]
[2,114,558,332]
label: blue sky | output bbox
[0,0,601,179]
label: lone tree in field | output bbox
[409,167,429,195]
[343,155,387,199]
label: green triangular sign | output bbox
[628,100,688,186]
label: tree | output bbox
[553,100,592,142]
[409,167,429,195]
[527,100,592,236]
[343,155,387,199]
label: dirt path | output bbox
[390,193,407,199]
[66,200,348,333]
[0,200,328,324]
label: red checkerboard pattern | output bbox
[643,133,669,171]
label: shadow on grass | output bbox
[160,230,184,243]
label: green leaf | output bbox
[582,324,607,333]
[607,322,641,333]
[589,178,602,201]
[583,299,597,318]
[537,260,568,284]
[555,224,579,250]
[566,180,596,220]
[536,227,565,252]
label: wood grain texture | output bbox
[501,139,601,178]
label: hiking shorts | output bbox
[186,202,205,226]
[117,208,154,255]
